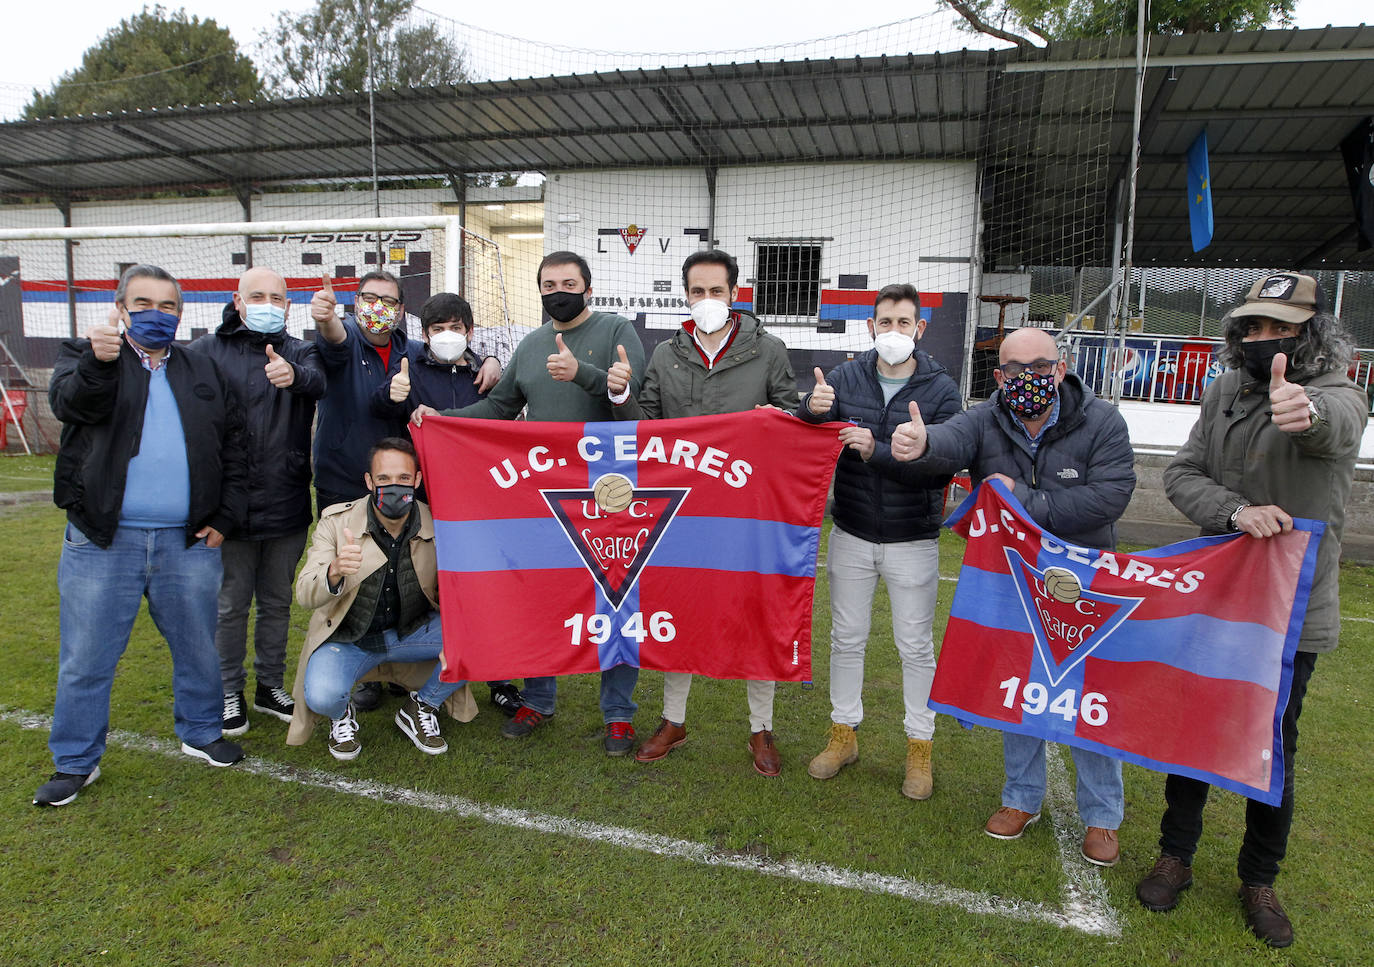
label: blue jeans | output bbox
[521,664,639,724]
[1002,731,1124,830]
[51,524,224,773]
[302,612,462,720]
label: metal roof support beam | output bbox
[1006,46,1374,72]
[52,195,77,338]
[111,123,233,182]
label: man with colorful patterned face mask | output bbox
[891,325,1136,868]
[186,267,327,739]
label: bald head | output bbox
[238,267,287,303]
[999,327,1057,365]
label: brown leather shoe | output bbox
[1136,854,1193,911]
[984,806,1040,840]
[1239,884,1294,948]
[1081,827,1119,867]
[749,730,781,776]
[634,718,687,762]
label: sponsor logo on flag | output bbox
[929,481,1322,806]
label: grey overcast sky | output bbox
[2,0,1369,119]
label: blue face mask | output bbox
[243,302,286,334]
[125,308,180,350]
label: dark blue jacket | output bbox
[50,338,248,549]
[798,349,962,542]
[915,374,1135,549]
[313,317,409,499]
[369,343,487,421]
[185,304,326,539]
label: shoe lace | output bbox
[331,706,359,743]
[512,706,542,725]
[607,721,634,740]
[1243,885,1283,911]
[264,686,293,707]
[416,701,442,737]
[1151,855,1188,878]
[223,693,244,718]
[906,740,931,769]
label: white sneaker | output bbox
[328,704,362,761]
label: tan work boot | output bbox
[902,738,934,800]
[807,723,858,779]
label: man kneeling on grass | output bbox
[287,437,475,759]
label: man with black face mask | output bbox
[287,438,475,761]
[1138,273,1366,948]
[891,326,1135,867]
[411,251,647,756]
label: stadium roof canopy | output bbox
[1,25,1372,269]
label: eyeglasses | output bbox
[997,358,1058,378]
[358,292,400,309]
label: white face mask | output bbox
[428,329,468,363]
[874,331,916,366]
[689,299,731,334]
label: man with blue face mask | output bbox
[186,267,326,737]
[891,326,1136,866]
[36,265,250,807]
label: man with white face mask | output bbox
[186,267,326,737]
[608,249,800,776]
[796,283,961,800]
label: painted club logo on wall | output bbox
[542,473,688,609]
[1004,550,1143,686]
[618,224,646,254]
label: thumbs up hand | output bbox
[607,344,633,397]
[1267,352,1315,433]
[311,275,338,325]
[891,400,928,462]
[86,318,123,362]
[546,332,579,382]
[263,343,295,388]
[389,356,412,403]
[329,526,364,582]
[808,367,836,416]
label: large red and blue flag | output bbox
[929,481,1323,806]
[411,409,842,684]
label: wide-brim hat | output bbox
[1228,272,1324,325]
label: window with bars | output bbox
[753,242,823,320]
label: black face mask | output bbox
[1240,337,1298,382]
[542,291,585,324]
[372,484,415,520]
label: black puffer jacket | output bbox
[50,338,248,549]
[799,349,962,542]
[184,304,327,539]
[915,375,1135,549]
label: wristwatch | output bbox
[1306,398,1322,429]
[1228,503,1249,532]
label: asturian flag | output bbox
[929,481,1323,806]
[411,409,843,684]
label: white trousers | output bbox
[826,525,940,740]
[662,673,776,733]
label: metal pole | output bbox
[1335,269,1346,316]
[1198,266,1209,336]
[1111,0,1148,404]
[58,198,77,339]
[362,0,383,267]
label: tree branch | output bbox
[944,0,1044,50]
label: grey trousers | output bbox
[215,530,308,693]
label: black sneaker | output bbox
[604,721,636,757]
[501,706,552,739]
[181,738,245,767]
[488,682,524,717]
[222,691,249,737]
[352,680,384,712]
[34,766,101,807]
[253,683,295,723]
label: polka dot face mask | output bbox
[1001,369,1056,419]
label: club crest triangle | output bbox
[1005,549,1143,687]
[541,486,689,610]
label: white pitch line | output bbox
[6,708,1118,937]
[1044,744,1122,937]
